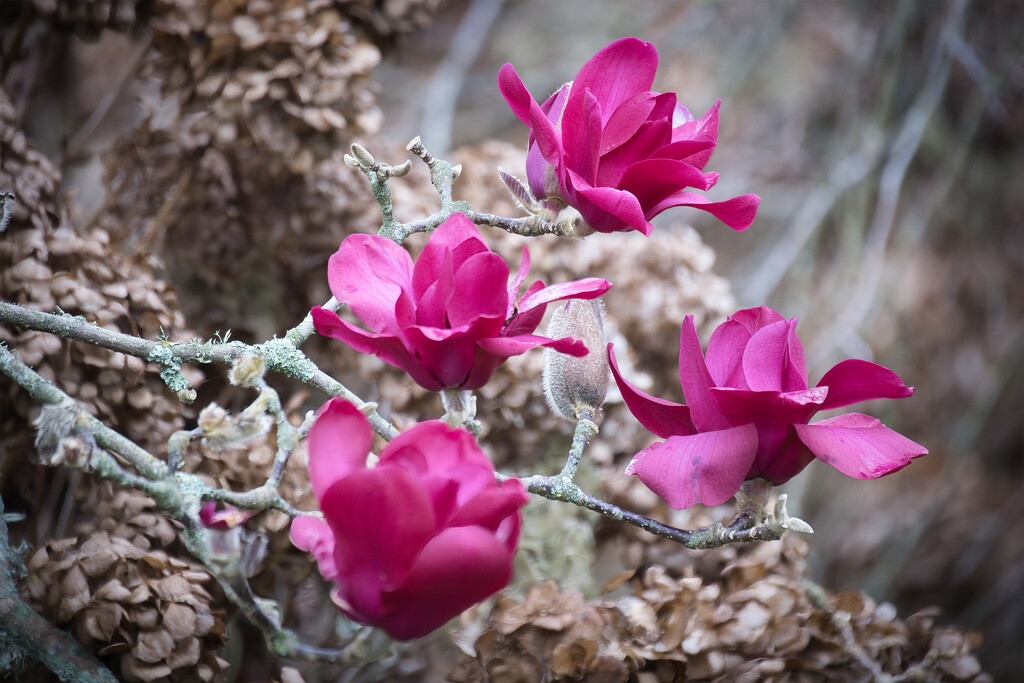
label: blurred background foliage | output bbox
[1,0,1020,680]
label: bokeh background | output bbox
[1,0,1021,680]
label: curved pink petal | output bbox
[307,398,374,500]
[741,318,808,392]
[321,467,436,613]
[709,386,827,478]
[644,191,760,231]
[504,281,547,337]
[416,249,455,328]
[290,516,338,582]
[601,91,660,153]
[311,307,439,390]
[450,478,529,532]
[816,359,914,410]
[617,158,717,211]
[498,62,537,127]
[595,119,673,190]
[412,213,488,299]
[608,343,695,439]
[678,315,731,431]
[402,326,481,389]
[328,235,414,334]
[626,425,759,509]
[572,37,659,122]
[562,88,603,187]
[516,277,612,316]
[671,100,721,170]
[377,526,515,640]
[653,138,717,163]
[382,422,495,501]
[705,315,755,389]
[794,413,927,479]
[477,333,587,358]
[447,251,509,327]
[507,245,531,318]
[566,168,650,234]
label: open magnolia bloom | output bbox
[499,37,760,235]
[290,399,528,640]
[312,213,611,391]
[609,307,927,509]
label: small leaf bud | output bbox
[350,143,375,167]
[451,163,463,179]
[230,354,266,388]
[197,402,272,450]
[343,154,361,168]
[389,160,412,177]
[543,299,609,421]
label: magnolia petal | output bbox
[402,326,481,389]
[816,359,914,410]
[382,422,495,503]
[447,251,509,327]
[378,526,514,640]
[601,91,661,153]
[517,277,612,316]
[644,191,760,232]
[617,158,717,212]
[562,88,604,186]
[416,249,455,328]
[710,386,828,478]
[320,467,436,611]
[794,413,927,479]
[498,62,537,127]
[627,425,759,509]
[595,119,673,190]
[608,343,695,438]
[290,516,338,582]
[477,333,587,358]
[307,398,375,501]
[678,315,731,431]
[311,308,438,389]
[572,37,659,122]
[741,318,808,393]
[671,100,721,170]
[507,245,531,318]
[450,478,529,533]
[566,167,650,234]
[412,214,488,299]
[328,235,414,334]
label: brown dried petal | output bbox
[81,603,125,642]
[59,565,91,621]
[161,602,197,640]
[167,636,201,670]
[132,628,175,663]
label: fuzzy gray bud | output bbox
[542,299,609,421]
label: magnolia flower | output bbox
[290,399,528,640]
[499,37,760,235]
[312,213,611,391]
[609,307,927,509]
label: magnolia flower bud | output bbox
[543,299,609,421]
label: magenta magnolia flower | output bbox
[499,37,760,236]
[609,307,927,509]
[312,213,611,391]
[290,398,528,640]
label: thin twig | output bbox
[0,300,399,441]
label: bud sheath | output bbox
[543,299,609,420]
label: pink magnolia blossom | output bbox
[499,37,760,236]
[609,307,927,509]
[312,213,611,391]
[290,398,528,640]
